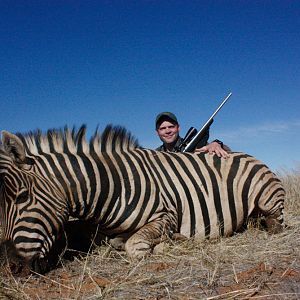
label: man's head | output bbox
[155,112,180,148]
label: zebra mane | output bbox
[16,125,140,155]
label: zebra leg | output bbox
[125,218,171,259]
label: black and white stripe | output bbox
[0,125,285,273]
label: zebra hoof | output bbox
[109,236,127,251]
[265,216,284,234]
[125,239,151,259]
[171,233,189,242]
[152,242,166,255]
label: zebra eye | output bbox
[16,190,29,204]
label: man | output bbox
[155,112,230,158]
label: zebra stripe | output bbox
[0,125,285,274]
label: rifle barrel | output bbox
[183,92,232,152]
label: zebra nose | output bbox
[0,242,31,276]
[9,260,31,276]
[29,255,50,274]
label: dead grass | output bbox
[0,166,300,300]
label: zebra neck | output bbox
[33,152,123,221]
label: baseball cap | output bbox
[155,112,178,129]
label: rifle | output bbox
[177,92,232,153]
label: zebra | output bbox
[0,125,285,275]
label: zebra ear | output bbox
[1,131,26,165]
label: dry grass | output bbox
[0,166,299,300]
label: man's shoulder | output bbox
[155,145,165,151]
[155,137,183,152]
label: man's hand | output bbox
[194,141,230,158]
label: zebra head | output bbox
[0,131,68,276]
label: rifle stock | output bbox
[182,92,232,153]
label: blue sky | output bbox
[0,1,299,171]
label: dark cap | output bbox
[155,112,178,129]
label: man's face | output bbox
[156,120,180,145]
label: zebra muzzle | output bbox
[0,240,53,276]
[0,240,31,276]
